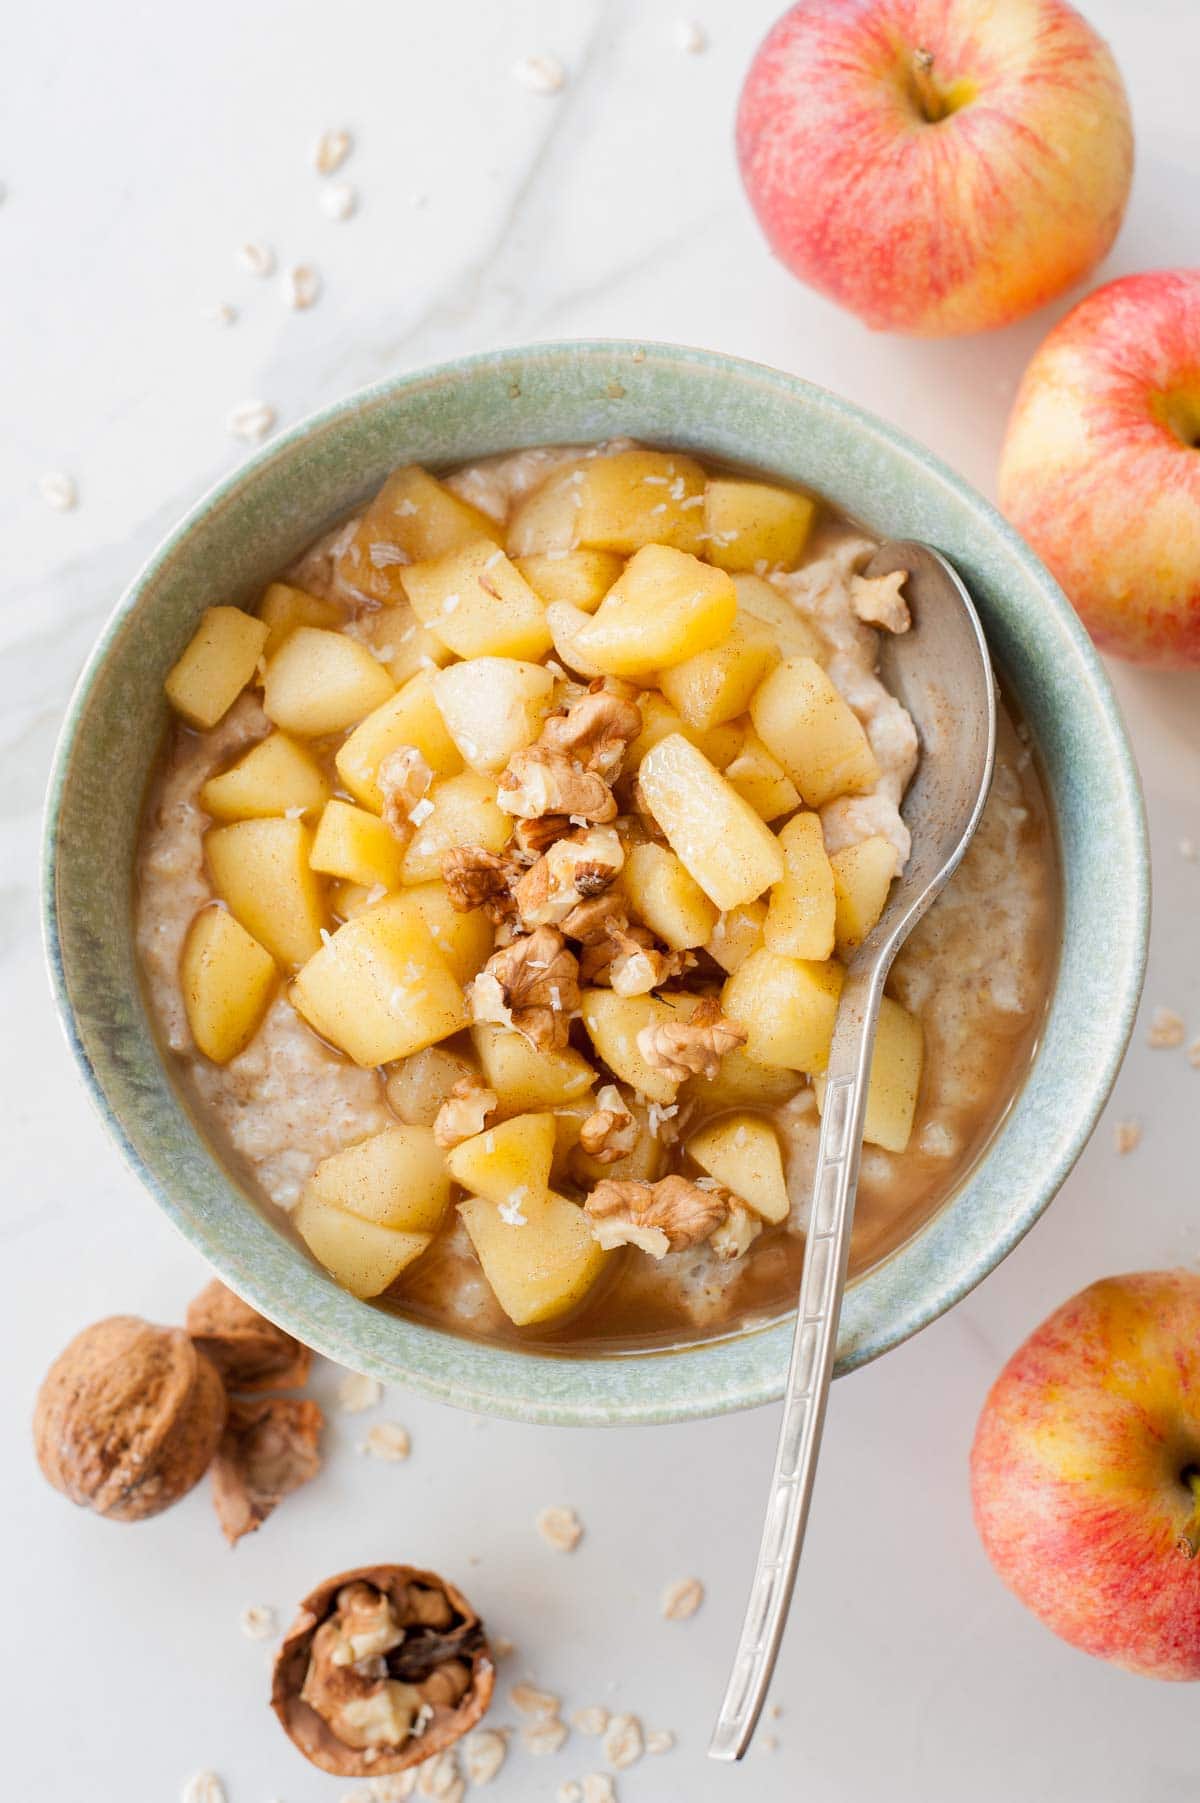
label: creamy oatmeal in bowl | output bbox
[44,344,1146,1420]
[135,439,1057,1350]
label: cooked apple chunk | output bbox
[733,574,826,663]
[180,906,277,1064]
[399,772,511,885]
[353,604,454,687]
[658,620,778,731]
[335,465,501,606]
[750,657,880,808]
[199,732,330,821]
[431,658,555,773]
[290,908,469,1067]
[514,549,624,611]
[554,545,736,678]
[471,1022,595,1111]
[403,542,552,661]
[165,606,269,729]
[688,1113,790,1224]
[638,733,784,911]
[681,1042,802,1112]
[703,479,817,573]
[205,817,327,968]
[580,988,703,1105]
[262,627,395,738]
[380,883,493,985]
[572,449,707,554]
[459,1190,609,1327]
[445,1112,556,1208]
[704,899,767,974]
[721,947,844,1073]
[722,731,801,822]
[259,582,343,657]
[620,841,718,951]
[309,800,406,892]
[830,835,898,955]
[336,671,464,813]
[505,463,589,558]
[294,1195,431,1299]
[815,995,923,1152]
[764,812,836,961]
[625,691,742,773]
[308,1125,452,1234]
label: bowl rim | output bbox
[42,338,1150,1425]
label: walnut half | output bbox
[271,1563,495,1778]
[467,926,581,1052]
[636,997,746,1083]
[585,1175,730,1258]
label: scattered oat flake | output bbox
[1114,1119,1142,1156]
[181,1775,226,1803]
[513,53,566,94]
[207,301,238,327]
[462,1729,507,1785]
[39,471,77,511]
[228,400,277,442]
[360,1421,411,1461]
[602,1713,643,1770]
[237,241,275,277]
[661,1575,704,1620]
[339,1370,383,1413]
[314,127,353,174]
[416,1750,462,1799]
[282,263,321,310]
[759,1733,779,1752]
[537,1504,583,1551]
[239,1601,276,1640]
[1148,1007,1186,1049]
[581,1777,616,1803]
[645,1729,674,1755]
[558,1786,583,1803]
[675,18,708,51]
[1179,838,1197,860]
[571,1706,609,1736]
[370,1778,418,1802]
[321,180,358,221]
[522,1716,569,1757]
[511,1681,561,1716]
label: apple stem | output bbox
[911,49,948,124]
[1178,1471,1200,1559]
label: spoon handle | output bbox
[708,965,885,1761]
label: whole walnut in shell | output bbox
[34,1316,226,1522]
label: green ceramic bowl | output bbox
[43,341,1148,1425]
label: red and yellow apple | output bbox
[971,1272,1200,1680]
[736,0,1134,337]
[999,270,1200,667]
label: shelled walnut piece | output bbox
[585,1175,732,1258]
[272,1564,494,1777]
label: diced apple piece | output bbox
[722,730,801,822]
[205,817,327,968]
[580,988,702,1105]
[262,626,395,737]
[258,582,342,657]
[432,657,554,773]
[310,799,406,891]
[352,602,454,686]
[704,479,817,573]
[400,772,510,884]
[625,692,742,772]
[403,541,552,661]
[573,449,707,554]
[380,883,492,985]
[750,657,880,808]
[688,1112,791,1224]
[638,733,784,911]
[294,1194,430,1299]
[336,671,464,813]
[164,606,269,729]
[659,621,778,731]
[505,463,588,558]
[620,841,717,951]
[544,602,606,679]
[459,1190,609,1327]
[830,836,898,956]
[733,574,826,662]
[471,1023,595,1111]
[681,1042,802,1112]
[445,1112,556,1208]
[179,906,277,1064]
[290,908,469,1067]
[558,546,735,678]
[335,465,502,606]
[764,812,836,961]
[387,1045,478,1127]
[514,549,624,612]
[199,732,330,821]
[721,947,844,1073]
[309,1125,452,1233]
[815,996,923,1153]
[704,900,767,974]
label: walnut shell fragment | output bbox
[271,1564,494,1777]
[212,1396,324,1545]
[34,1316,226,1522]
[186,1279,312,1392]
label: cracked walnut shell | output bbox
[271,1563,494,1777]
[212,1396,324,1544]
[34,1316,226,1522]
[186,1278,311,1391]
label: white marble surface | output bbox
[5,2,1200,1798]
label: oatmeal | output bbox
[136,442,1058,1349]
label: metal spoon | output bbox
[709,541,997,1761]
